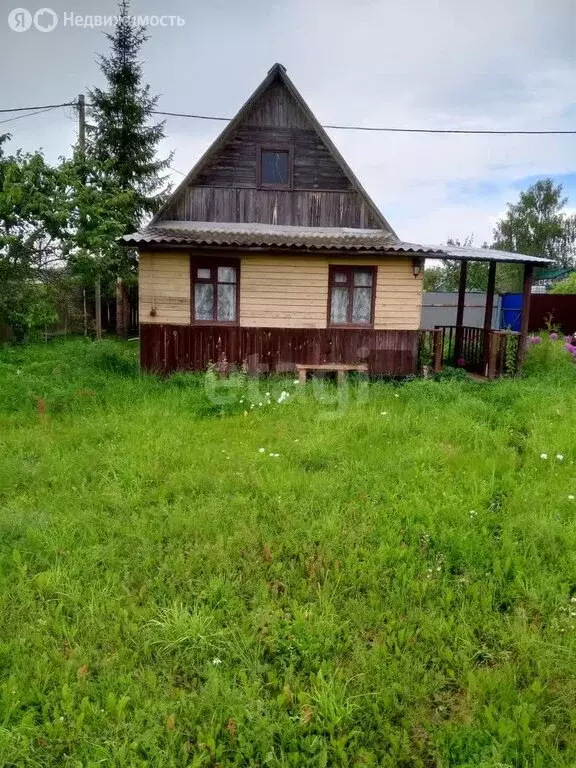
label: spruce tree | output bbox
[88,0,171,232]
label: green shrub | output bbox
[523,332,576,379]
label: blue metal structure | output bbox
[501,293,523,331]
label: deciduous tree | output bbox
[493,179,576,267]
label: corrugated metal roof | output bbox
[122,221,552,265]
[429,244,551,265]
[122,221,399,250]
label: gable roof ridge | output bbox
[273,66,397,237]
[151,64,397,237]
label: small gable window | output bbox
[258,148,292,188]
[192,260,239,324]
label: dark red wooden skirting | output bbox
[140,324,421,376]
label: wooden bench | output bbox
[296,363,369,386]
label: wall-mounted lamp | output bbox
[412,257,424,278]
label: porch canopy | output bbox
[124,221,552,376]
[413,242,552,376]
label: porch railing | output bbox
[488,330,521,377]
[434,325,485,373]
[434,325,521,377]
[418,328,443,373]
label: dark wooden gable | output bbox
[155,64,396,233]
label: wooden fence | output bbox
[0,286,139,342]
[529,295,576,334]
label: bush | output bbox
[549,272,576,294]
[523,332,576,379]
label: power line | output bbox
[155,110,229,122]
[0,106,61,126]
[313,125,576,135]
[1,100,576,136]
[0,102,75,114]
[151,109,576,135]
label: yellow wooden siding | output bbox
[139,252,190,324]
[240,255,422,330]
[374,259,423,330]
[139,252,423,330]
[240,257,329,328]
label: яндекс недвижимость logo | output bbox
[8,7,58,32]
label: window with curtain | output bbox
[328,266,375,326]
[192,262,238,323]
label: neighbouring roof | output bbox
[535,267,574,280]
[122,221,552,264]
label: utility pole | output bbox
[77,93,102,340]
[77,93,86,159]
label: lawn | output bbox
[1,338,576,767]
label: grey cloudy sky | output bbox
[1,0,575,244]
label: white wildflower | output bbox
[540,453,548,460]
[557,454,565,461]
[293,379,300,385]
[269,453,280,458]
[380,411,387,416]
[212,657,222,666]
[394,393,399,398]
[265,392,270,397]
[258,448,265,453]
[569,495,575,501]
[258,402,263,407]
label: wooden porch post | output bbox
[483,261,497,375]
[433,328,443,373]
[516,263,534,373]
[454,259,468,364]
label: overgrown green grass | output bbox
[1,338,576,767]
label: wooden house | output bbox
[124,64,550,378]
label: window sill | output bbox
[258,183,292,191]
[328,323,375,330]
[192,320,239,327]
